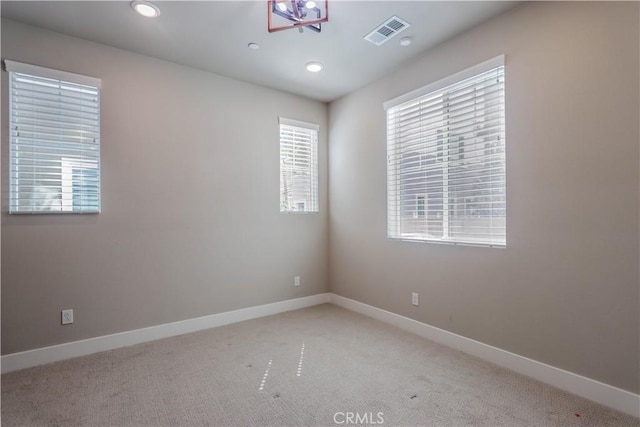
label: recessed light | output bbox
[131,0,161,18]
[277,2,288,12]
[306,1,317,8]
[305,62,323,72]
[248,43,260,50]
[400,36,413,47]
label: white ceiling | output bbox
[1,1,518,102]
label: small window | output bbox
[6,60,101,214]
[385,56,506,247]
[279,118,319,213]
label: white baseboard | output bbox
[1,293,331,374]
[3,292,637,419]
[329,293,640,419]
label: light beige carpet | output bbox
[2,304,638,426]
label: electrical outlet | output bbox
[294,276,301,287]
[61,309,74,325]
[412,293,419,306]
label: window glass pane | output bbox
[387,64,505,247]
[9,67,101,214]
[280,121,319,213]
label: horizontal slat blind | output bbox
[279,118,319,213]
[386,61,505,247]
[8,63,101,213]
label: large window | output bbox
[279,118,319,213]
[6,60,101,213]
[385,56,505,247]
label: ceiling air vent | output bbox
[364,16,410,46]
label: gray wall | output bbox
[1,19,329,354]
[328,2,640,393]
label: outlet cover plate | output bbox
[62,309,74,325]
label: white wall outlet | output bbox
[412,293,419,306]
[294,276,301,287]
[61,309,74,325]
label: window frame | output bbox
[279,117,319,214]
[384,55,506,247]
[5,60,102,214]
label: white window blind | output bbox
[279,118,319,213]
[385,56,506,247]
[6,60,101,214]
